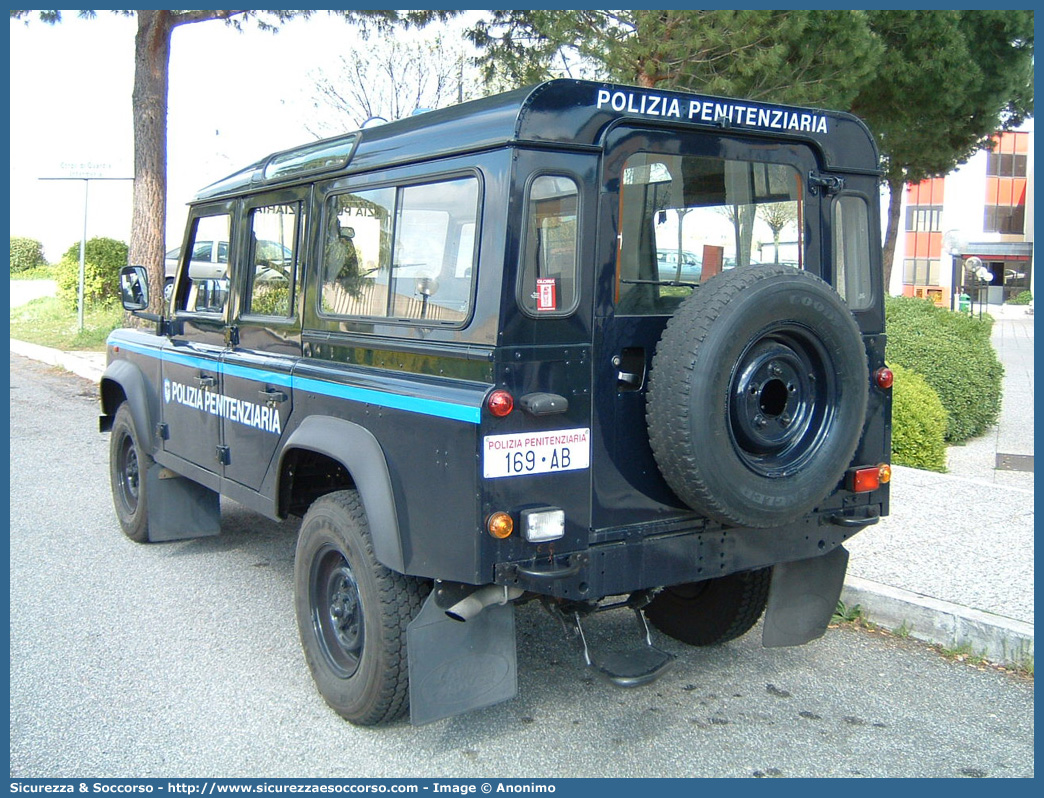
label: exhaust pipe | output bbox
[446,585,523,622]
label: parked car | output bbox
[164,239,291,301]
[164,240,229,301]
[105,78,890,728]
[656,249,702,282]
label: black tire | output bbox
[294,490,429,726]
[109,402,153,543]
[647,264,868,528]
[645,568,771,646]
[162,278,175,304]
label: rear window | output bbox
[616,153,804,315]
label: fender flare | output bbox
[100,359,155,456]
[280,416,405,573]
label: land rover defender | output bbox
[103,79,892,726]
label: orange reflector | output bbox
[487,511,514,539]
[849,466,881,493]
[878,463,892,484]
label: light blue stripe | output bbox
[107,337,480,424]
[292,375,481,424]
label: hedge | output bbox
[890,363,947,472]
[10,237,47,274]
[53,237,128,310]
[885,295,1002,443]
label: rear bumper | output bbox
[494,502,884,600]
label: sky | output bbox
[8,12,474,260]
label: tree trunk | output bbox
[881,175,904,294]
[130,11,174,318]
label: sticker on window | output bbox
[536,278,558,311]
[483,428,590,478]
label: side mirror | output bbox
[119,265,150,311]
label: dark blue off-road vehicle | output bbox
[103,79,892,725]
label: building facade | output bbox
[889,120,1034,309]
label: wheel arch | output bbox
[99,359,155,456]
[279,416,405,574]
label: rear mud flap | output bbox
[407,591,517,725]
[146,465,220,542]
[762,546,849,647]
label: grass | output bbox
[831,600,865,625]
[10,295,124,351]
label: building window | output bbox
[905,205,942,233]
[984,131,1028,235]
[903,258,940,287]
[986,151,1028,178]
[984,205,1027,235]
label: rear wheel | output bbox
[645,568,771,646]
[109,402,152,543]
[294,490,428,725]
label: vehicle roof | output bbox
[195,79,880,201]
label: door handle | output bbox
[258,388,288,405]
[196,374,216,389]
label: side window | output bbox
[245,203,299,318]
[321,187,395,316]
[321,176,479,324]
[834,195,873,310]
[180,213,232,315]
[520,175,580,316]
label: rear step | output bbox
[572,608,675,686]
[563,602,674,687]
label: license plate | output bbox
[483,428,590,479]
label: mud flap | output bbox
[762,546,849,647]
[145,464,221,542]
[407,591,517,725]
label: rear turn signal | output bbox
[487,511,514,539]
[847,464,891,493]
[874,367,894,390]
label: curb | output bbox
[10,338,105,383]
[842,576,1034,669]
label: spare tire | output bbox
[647,264,868,528]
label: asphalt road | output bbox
[9,355,1035,779]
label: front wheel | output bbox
[644,568,771,646]
[294,490,429,725]
[109,402,152,543]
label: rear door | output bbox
[220,190,305,491]
[591,126,822,530]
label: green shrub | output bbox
[10,237,47,273]
[885,296,1002,443]
[890,363,947,472]
[249,280,291,317]
[53,237,128,310]
[1009,291,1033,305]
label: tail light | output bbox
[847,464,891,493]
